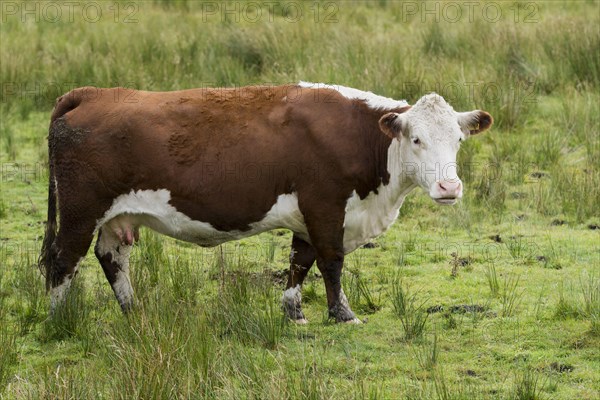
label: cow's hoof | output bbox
[344,318,363,324]
[119,300,135,314]
[292,318,308,325]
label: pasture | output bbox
[0,1,599,398]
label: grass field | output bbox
[1,1,599,398]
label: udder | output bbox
[105,214,140,246]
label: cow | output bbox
[38,82,492,323]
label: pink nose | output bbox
[436,180,462,198]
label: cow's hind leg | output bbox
[283,234,316,324]
[94,225,135,312]
[47,220,96,313]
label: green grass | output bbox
[1,1,599,398]
[390,277,430,341]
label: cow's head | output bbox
[379,93,492,205]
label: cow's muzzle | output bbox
[430,179,462,205]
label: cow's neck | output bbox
[365,104,417,204]
[366,138,417,215]
[343,131,416,252]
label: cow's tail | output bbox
[38,161,58,291]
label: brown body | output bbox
[40,84,410,322]
[53,85,397,228]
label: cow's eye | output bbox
[459,137,463,143]
[412,138,420,145]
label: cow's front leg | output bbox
[317,253,361,323]
[283,234,317,324]
[301,201,361,324]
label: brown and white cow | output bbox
[39,82,492,323]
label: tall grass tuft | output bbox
[249,290,288,350]
[579,272,600,336]
[42,277,91,342]
[556,90,600,143]
[500,274,524,317]
[485,264,500,297]
[284,352,333,399]
[23,366,97,399]
[553,276,600,335]
[209,273,287,349]
[0,322,18,391]
[131,229,166,293]
[168,255,202,306]
[0,116,17,160]
[530,180,559,217]
[223,29,265,75]
[390,277,429,341]
[11,251,46,335]
[413,333,439,372]
[264,235,277,264]
[422,23,459,58]
[0,262,15,390]
[473,162,507,214]
[505,235,537,264]
[432,369,486,400]
[552,167,600,223]
[553,282,580,320]
[100,278,237,398]
[533,131,564,170]
[344,268,382,314]
[541,23,600,89]
[0,266,3,316]
[512,367,546,400]
[353,379,386,400]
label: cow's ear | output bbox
[379,112,405,139]
[457,110,493,135]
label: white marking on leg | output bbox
[333,288,361,323]
[113,269,134,308]
[50,279,71,311]
[49,257,84,312]
[97,228,134,309]
[344,318,363,324]
[338,288,350,309]
[282,284,302,306]
[282,284,307,322]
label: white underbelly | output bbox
[96,189,309,247]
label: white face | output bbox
[379,93,493,205]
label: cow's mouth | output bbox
[434,197,458,205]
